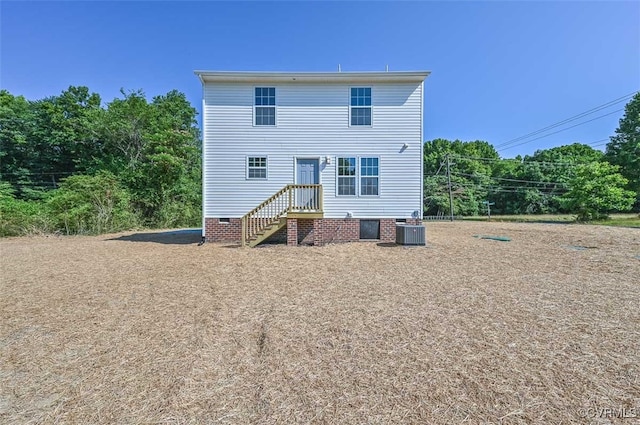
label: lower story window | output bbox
[360,157,379,196]
[337,157,356,196]
[247,156,267,179]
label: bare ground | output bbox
[1,222,639,424]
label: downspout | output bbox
[200,75,207,244]
[420,79,425,222]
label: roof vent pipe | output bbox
[338,64,341,72]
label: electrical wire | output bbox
[495,91,636,149]
[450,154,593,167]
[452,172,568,186]
[497,109,623,152]
[1,170,76,176]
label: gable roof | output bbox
[194,70,430,84]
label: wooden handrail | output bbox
[240,184,323,246]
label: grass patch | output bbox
[461,213,640,227]
[461,214,576,223]
[590,215,640,228]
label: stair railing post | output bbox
[241,217,246,247]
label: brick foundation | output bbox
[297,219,315,245]
[204,217,242,242]
[313,218,359,244]
[204,217,423,246]
[380,219,395,242]
[286,218,298,246]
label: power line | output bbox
[498,108,624,152]
[451,154,583,167]
[432,162,444,176]
[452,172,568,186]
[585,138,609,146]
[454,181,567,190]
[496,91,636,149]
[584,138,610,148]
[453,183,569,194]
[1,170,76,176]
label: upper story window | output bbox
[350,87,371,126]
[255,87,275,126]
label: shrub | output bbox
[47,171,139,234]
[0,182,53,236]
[560,163,636,222]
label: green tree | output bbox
[605,92,640,208]
[0,181,52,236]
[1,87,103,198]
[560,162,635,221]
[47,171,139,234]
[491,144,604,214]
[100,89,201,225]
[1,86,202,234]
[423,139,499,216]
[0,90,41,198]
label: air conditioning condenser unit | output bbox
[396,224,426,246]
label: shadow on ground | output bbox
[108,229,202,245]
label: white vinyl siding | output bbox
[202,81,422,218]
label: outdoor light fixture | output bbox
[325,156,332,164]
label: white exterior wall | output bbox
[202,81,423,219]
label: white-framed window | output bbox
[254,87,275,126]
[337,157,356,196]
[360,157,379,196]
[247,156,267,179]
[350,87,371,126]
[336,156,379,196]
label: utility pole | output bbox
[446,154,454,221]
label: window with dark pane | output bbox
[359,220,380,239]
[360,157,379,195]
[248,156,267,179]
[255,87,276,126]
[350,87,371,126]
[337,157,356,196]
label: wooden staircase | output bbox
[241,184,323,247]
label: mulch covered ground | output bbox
[1,222,639,424]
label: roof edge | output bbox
[194,70,431,83]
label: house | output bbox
[194,70,430,246]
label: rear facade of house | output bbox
[195,71,429,246]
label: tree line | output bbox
[1,86,201,236]
[424,93,639,220]
[1,88,638,236]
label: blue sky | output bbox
[1,1,638,158]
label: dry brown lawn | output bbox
[1,222,639,424]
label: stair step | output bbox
[244,215,289,247]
